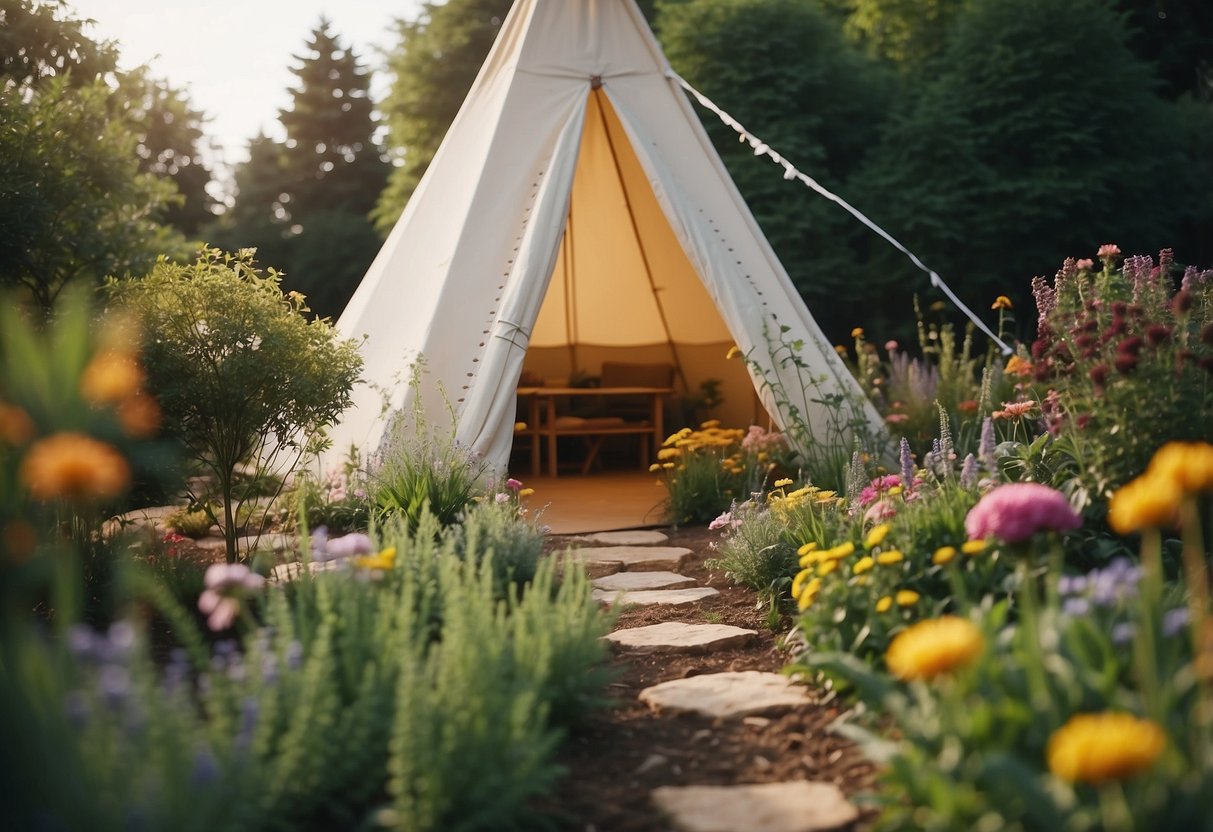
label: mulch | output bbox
[540,526,878,832]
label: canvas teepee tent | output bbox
[325,0,882,472]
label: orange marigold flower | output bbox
[80,352,144,405]
[0,403,36,446]
[851,327,864,339]
[20,432,130,502]
[886,616,984,680]
[1047,712,1165,784]
[117,394,160,438]
[991,295,1014,310]
[1004,355,1033,377]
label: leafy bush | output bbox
[1030,248,1213,498]
[293,461,370,535]
[705,499,797,601]
[166,507,212,537]
[107,248,363,563]
[447,489,544,591]
[1,512,611,831]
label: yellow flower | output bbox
[851,327,864,338]
[864,523,891,549]
[773,477,793,488]
[853,556,874,575]
[791,568,814,598]
[649,463,662,472]
[817,560,839,577]
[518,488,534,497]
[0,403,36,446]
[798,587,819,611]
[662,462,675,469]
[700,419,721,429]
[354,546,397,572]
[885,616,984,680]
[797,541,819,557]
[20,432,130,502]
[1145,441,1213,495]
[896,589,920,606]
[726,345,741,359]
[876,596,893,613]
[1108,473,1179,534]
[991,295,1014,310]
[825,541,855,560]
[932,546,957,566]
[877,549,905,566]
[1046,712,1166,784]
[887,485,903,497]
[961,539,988,556]
[514,421,528,431]
[657,447,682,461]
[79,351,144,405]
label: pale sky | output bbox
[66,0,425,179]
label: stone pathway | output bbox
[580,530,860,831]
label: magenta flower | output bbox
[506,478,523,492]
[965,483,1081,543]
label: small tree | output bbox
[107,249,363,562]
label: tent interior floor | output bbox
[515,471,666,534]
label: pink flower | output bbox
[864,501,898,523]
[1097,244,1121,258]
[708,510,735,531]
[198,563,265,631]
[495,492,511,503]
[993,400,1038,420]
[858,475,902,507]
[1075,258,1095,270]
[885,413,910,424]
[885,340,899,353]
[965,483,1081,543]
[506,478,523,492]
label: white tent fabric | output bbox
[325,0,883,473]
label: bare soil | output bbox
[541,526,877,832]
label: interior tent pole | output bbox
[593,87,692,393]
[668,71,1012,356]
[562,198,580,377]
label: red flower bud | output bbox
[1117,336,1143,356]
[1145,325,1172,346]
[1172,290,1193,316]
[1089,364,1110,387]
[1115,352,1139,374]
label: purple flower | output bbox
[1062,597,1091,617]
[960,454,978,489]
[975,419,994,473]
[964,483,1082,543]
[1163,607,1190,637]
[323,532,374,560]
[899,438,914,492]
[1112,622,1135,646]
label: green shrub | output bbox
[106,248,363,563]
[165,507,212,537]
[1,512,611,832]
[447,494,544,590]
[705,499,797,600]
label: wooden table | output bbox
[516,386,671,477]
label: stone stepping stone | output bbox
[605,622,757,654]
[651,782,858,832]
[592,587,719,607]
[568,545,692,572]
[271,559,343,582]
[592,571,697,592]
[576,530,669,546]
[639,671,812,719]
